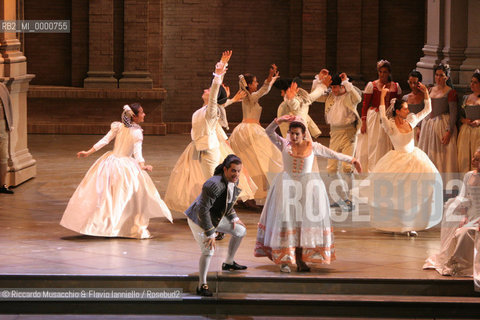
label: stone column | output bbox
[416,0,445,85]
[360,0,379,83]
[337,0,362,80]
[119,0,153,89]
[83,0,117,88]
[0,0,36,186]
[299,0,328,83]
[441,0,468,85]
[459,0,480,84]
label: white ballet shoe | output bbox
[280,264,291,273]
[406,231,418,237]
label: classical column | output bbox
[360,0,379,83]
[441,0,467,85]
[459,0,480,84]
[416,0,445,85]
[299,0,328,83]
[83,0,117,88]
[119,0,153,89]
[337,0,362,80]
[0,0,36,186]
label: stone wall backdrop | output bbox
[23,0,426,135]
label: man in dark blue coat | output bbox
[185,154,247,296]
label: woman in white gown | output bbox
[424,148,480,276]
[356,83,443,235]
[164,80,257,215]
[60,104,172,239]
[255,113,362,273]
[229,65,283,203]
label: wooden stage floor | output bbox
[0,133,453,281]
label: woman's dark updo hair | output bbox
[288,121,306,134]
[130,103,142,115]
[472,70,480,83]
[122,103,142,127]
[408,70,423,82]
[217,85,228,105]
[243,73,256,91]
[376,60,392,82]
[273,77,302,91]
[392,98,406,118]
[434,63,453,88]
[214,154,242,176]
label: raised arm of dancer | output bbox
[341,73,362,106]
[265,115,295,151]
[284,82,301,112]
[311,69,330,103]
[408,82,432,127]
[251,64,279,101]
[206,51,232,121]
[378,86,395,136]
[309,69,331,102]
[224,89,246,108]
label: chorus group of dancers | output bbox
[40,50,480,296]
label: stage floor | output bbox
[0,133,451,281]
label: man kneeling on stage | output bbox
[185,154,247,297]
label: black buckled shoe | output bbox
[341,199,354,212]
[0,185,13,194]
[196,284,213,297]
[329,201,340,208]
[222,261,247,271]
[215,232,225,240]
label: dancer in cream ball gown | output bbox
[356,84,443,236]
[60,103,172,239]
[164,51,257,215]
[228,64,283,204]
[424,148,480,276]
[255,113,361,273]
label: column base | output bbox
[416,45,444,85]
[6,162,36,187]
[84,71,118,88]
[459,48,480,83]
[299,72,317,87]
[119,72,153,89]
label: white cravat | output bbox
[227,182,235,203]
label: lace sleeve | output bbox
[250,79,272,102]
